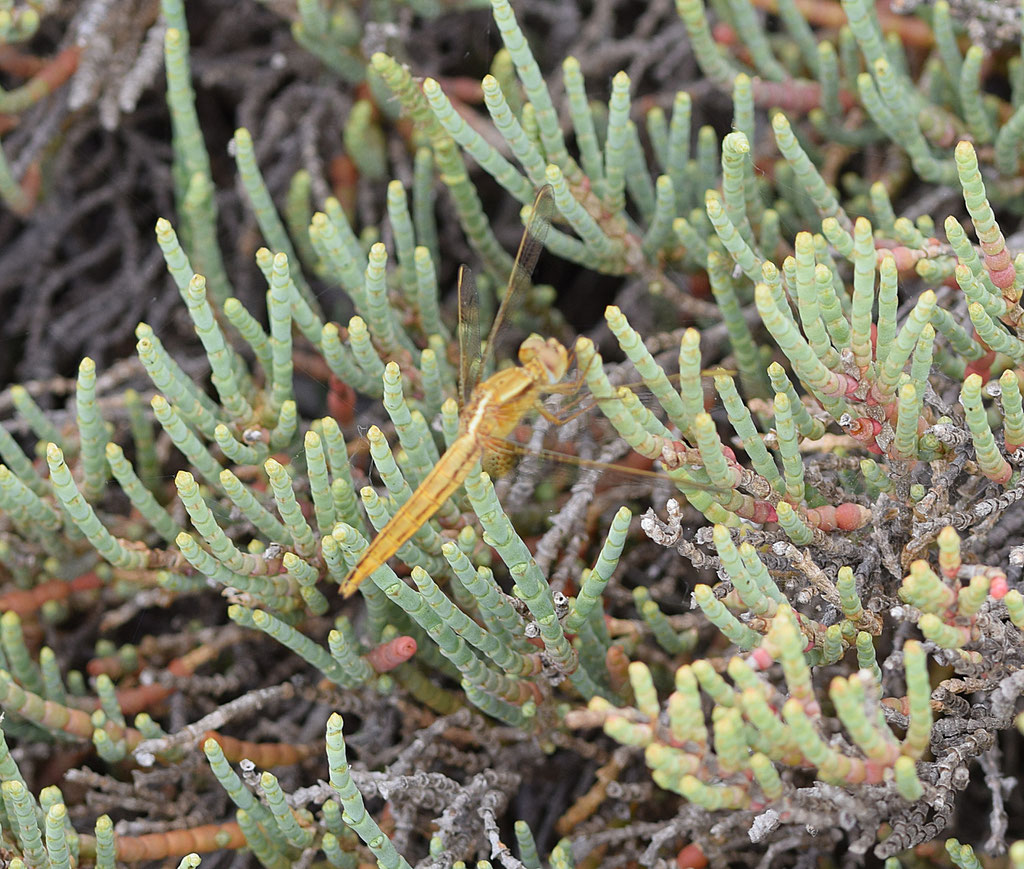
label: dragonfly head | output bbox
[519,334,569,384]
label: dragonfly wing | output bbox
[481,185,556,367]
[477,433,729,492]
[457,265,482,408]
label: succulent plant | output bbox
[3,0,1024,866]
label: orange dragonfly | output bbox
[339,186,570,596]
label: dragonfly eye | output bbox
[519,334,569,383]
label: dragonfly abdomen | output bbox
[340,433,483,596]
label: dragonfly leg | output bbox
[536,399,596,427]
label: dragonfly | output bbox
[339,186,571,596]
[338,188,734,597]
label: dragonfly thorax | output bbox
[518,334,569,384]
